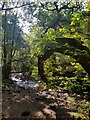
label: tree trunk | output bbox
[38,38,90,84]
[38,56,48,84]
[2,63,11,79]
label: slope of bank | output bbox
[2,79,90,120]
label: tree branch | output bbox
[40,2,80,13]
[0,2,31,11]
[11,56,30,63]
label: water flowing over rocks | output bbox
[11,73,40,89]
[2,74,90,119]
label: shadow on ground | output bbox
[2,81,85,120]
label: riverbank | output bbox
[2,79,90,120]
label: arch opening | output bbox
[38,38,90,84]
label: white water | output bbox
[11,77,40,89]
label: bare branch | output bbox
[40,2,80,13]
[0,2,31,11]
[2,2,5,10]
[40,2,56,12]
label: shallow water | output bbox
[11,77,40,89]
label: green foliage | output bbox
[43,52,90,94]
[2,2,90,119]
[67,97,90,120]
[2,1,90,95]
[78,99,90,113]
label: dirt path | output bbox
[2,81,89,120]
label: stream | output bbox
[11,73,40,89]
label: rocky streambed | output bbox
[2,74,90,120]
[11,73,40,89]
